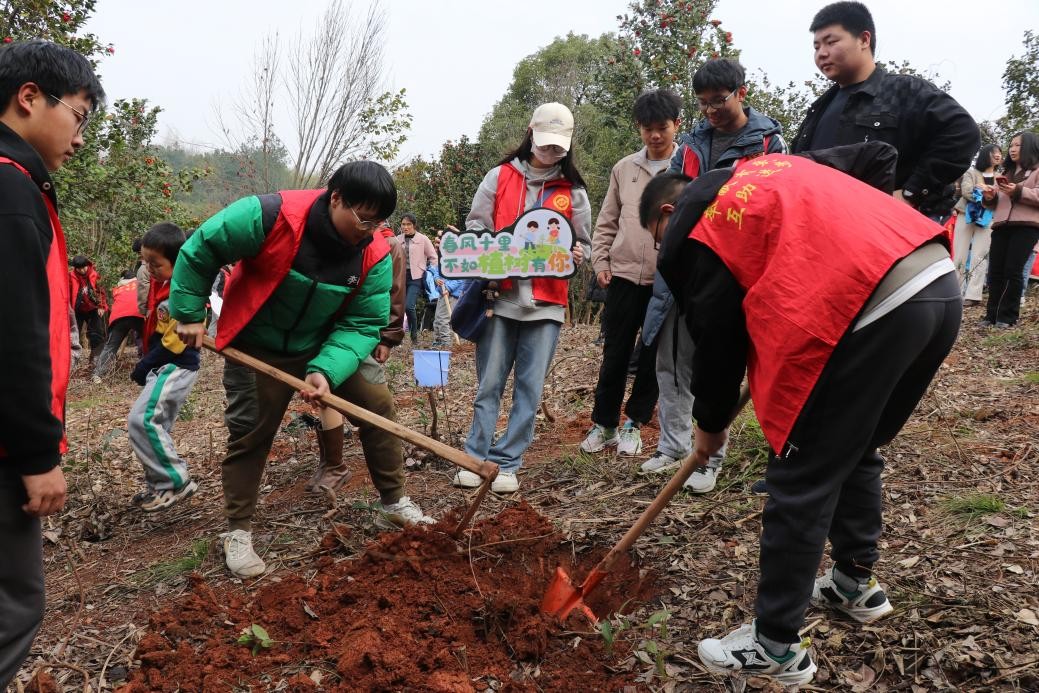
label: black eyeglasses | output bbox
[695,91,737,112]
[48,93,90,134]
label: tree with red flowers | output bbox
[0,0,111,61]
[612,0,736,121]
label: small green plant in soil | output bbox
[237,624,274,655]
[130,539,209,587]
[941,493,1006,520]
[1022,371,1039,384]
[981,331,1026,348]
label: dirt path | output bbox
[12,303,1039,691]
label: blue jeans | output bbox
[405,277,424,338]
[464,316,561,473]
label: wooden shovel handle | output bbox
[593,384,752,576]
[203,337,498,481]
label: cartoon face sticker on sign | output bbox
[438,208,576,279]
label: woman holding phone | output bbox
[952,144,1002,305]
[982,132,1039,327]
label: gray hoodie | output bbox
[465,157,592,323]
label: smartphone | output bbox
[995,175,1010,186]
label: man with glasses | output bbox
[169,160,433,579]
[641,58,786,494]
[0,39,103,688]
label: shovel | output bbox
[202,336,499,535]
[542,384,751,622]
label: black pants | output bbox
[755,272,961,643]
[591,277,658,427]
[0,471,45,688]
[75,309,106,359]
[405,278,423,339]
[985,224,1039,326]
[92,316,144,378]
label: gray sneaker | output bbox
[684,466,718,493]
[639,452,681,475]
[616,423,643,456]
[221,529,266,578]
[580,424,618,453]
[375,496,435,530]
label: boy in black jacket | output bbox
[0,40,103,688]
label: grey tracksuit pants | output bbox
[128,364,198,492]
[432,293,454,346]
[655,305,726,466]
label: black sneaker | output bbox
[698,621,817,685]
[750,478,768,495]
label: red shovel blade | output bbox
[540,566,606,623]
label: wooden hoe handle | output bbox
[202,337,498,481]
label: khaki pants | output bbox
[221,346,404,530]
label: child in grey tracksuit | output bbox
[128,223,200,512]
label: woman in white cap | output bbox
[452,102,592,493]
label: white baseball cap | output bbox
[529,102,574,151]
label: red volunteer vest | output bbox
[0,157,71,455]
[689,154,946,452]
[215,190,391,349]
[109,279,143,323]
[142,278,170,353]
[493,162,573,306]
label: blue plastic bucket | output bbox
[413,350,451,387]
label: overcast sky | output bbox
[85,0,1037,163]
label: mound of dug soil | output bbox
[119,503,655,692]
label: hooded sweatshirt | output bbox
[465,157,592,323]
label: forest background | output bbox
[3,0,1037,315]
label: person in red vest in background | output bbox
[91,268,145,382]
[648,145,961,686]
[451,103,592,495]
[0,39,103,689]
[69,254,108,365]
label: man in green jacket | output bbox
[171,161,432,578]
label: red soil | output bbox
[118,503,655,692]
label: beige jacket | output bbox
[990,167,1039,230]
[955,167,989,214]
[591,146,674,286]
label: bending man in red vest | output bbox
[170,161,432,579]
[91,268,145,381]
[648,149,961,686]
[0,39,103,689]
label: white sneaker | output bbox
[684,466,719,494]
[811,567,894,623]
[452,469,482,488]
[698,621,817,686]
[616,422,642,456]
[91,374,102,384]
[639,451,680,475]
[491,471,519,493]
[580,424,618,453]
[221,529,266,578]
[375,496,435,530]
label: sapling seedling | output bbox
[237,624,274,655]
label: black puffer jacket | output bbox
[791,65,980,216]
